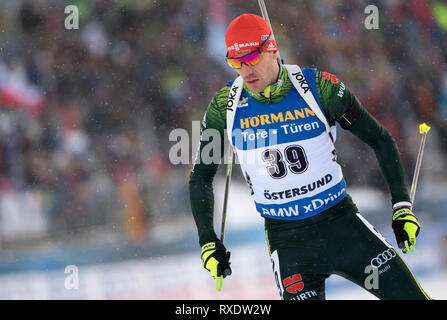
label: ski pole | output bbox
[218,0,281,291]
[404,122,430,258]
[216,149,233,291]
[409,123,431,204]
[221,0,281,245]
[258,0,282,64]
[220,149,233,245]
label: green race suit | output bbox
[189,64,430,300]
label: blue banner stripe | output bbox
[232,123,325,150]
[255,179,347,220]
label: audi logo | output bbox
[370,249,396,268]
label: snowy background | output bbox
[0,0,446,299]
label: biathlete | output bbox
[189,13,431,300]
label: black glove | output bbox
[392,207,421,255]
[201,240,232,290]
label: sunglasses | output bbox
[226,33,272,69]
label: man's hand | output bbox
[201,240,232,291]
[392,207,421,255]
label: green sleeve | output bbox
[189,86,229,246]
[315,71,355,124]
[348,105,410,204]
[315,70,410,205]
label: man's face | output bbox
[234,51,279,93]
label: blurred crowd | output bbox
[0,0,446,248]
